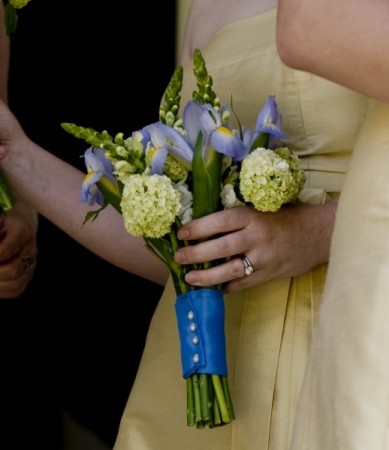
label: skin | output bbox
[0,105,169,285]
[0,3,38,298]
[176,202,336,292]
[276,4,389,445]
[276,0,389,102]
[176,0,336,292]
[180,0,277,64]
[0,0,336,293]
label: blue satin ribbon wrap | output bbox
[175,288,227,378]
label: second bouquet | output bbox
[62,49,305,429]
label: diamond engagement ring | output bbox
[240,254,254,277]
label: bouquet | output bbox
[2,0,31,35]
[61,49,305,429]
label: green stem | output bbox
[211,375,231,424]
[186,377,195,426]
[0,172,15,212]
[199,374,210,422]
[192,375,203,426]
[213,392,221,426]
[168,230,188,294]
[222,376,235,420]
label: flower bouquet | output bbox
[61,49,305,429]
[2,0,31,36]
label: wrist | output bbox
[10,199,39,236]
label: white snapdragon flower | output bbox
[175,182,193,224]
[221,184,244,209]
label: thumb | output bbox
[0,145,7,159]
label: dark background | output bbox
[1,1,176,448]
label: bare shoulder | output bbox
[179,0,276,65]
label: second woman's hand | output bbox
[175,202,337,292]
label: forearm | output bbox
[0,3,10,103]
[1,134,168,284]
[276,0,389,101]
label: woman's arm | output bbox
[276,0,389,101]
[0,3,10,102]
[0,3,41,298]
[0,99,169,285]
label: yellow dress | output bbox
[290,99,389,450]
[114,9,368,450]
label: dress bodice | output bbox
[180,9,369,193]
[114,9,377,450]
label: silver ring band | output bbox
[240,254,254,277]
[20,254,35,271]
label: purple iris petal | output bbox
[210,127,248,161]
[182,101,204,148]
[83,147,116,180]
[255,95,289,140]
[145,122,193,168]
[80,171,104,205]
[138,127,151,148]
[80,147,116,206]
[150,147,169,175]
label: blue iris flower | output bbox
[145,100,250,176]
[144,122,193,175]
[184,101,248,161]
[80,147,117,206]
[254,95,289,149]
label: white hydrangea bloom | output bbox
[240,147,305,212]
[121,174,181,238]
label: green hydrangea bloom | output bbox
[163,154,188,182]
[239,147,305,212]
[9,0,30,9]
[121,174,181,238]
[274,147,306,192]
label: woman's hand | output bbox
[0,101,38,298]
[0,201,38,299]
[175,202,337,292]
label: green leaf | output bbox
[4,4,18,36]
[191,49,223,218]
[192,133,223,219]
[96,179,121,213]
[82,204,108,226]
[0,171,15,213]
[250,131,270,152]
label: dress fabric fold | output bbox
[113,9,370,450]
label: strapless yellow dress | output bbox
[291,98,389,450]
[114,9,369,450]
